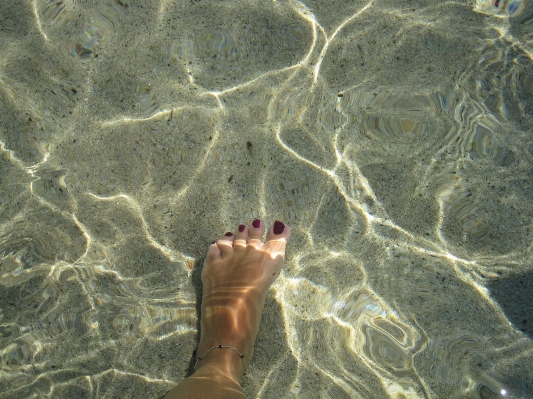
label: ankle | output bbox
[194,345,246,381]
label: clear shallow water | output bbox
[1,0,533,398]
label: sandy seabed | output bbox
[1,0,533,398]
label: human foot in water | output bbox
[195,219,291,381]
[164,220,290,399]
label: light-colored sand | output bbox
[0,0,532,398]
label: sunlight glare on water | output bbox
[0,0,533,398]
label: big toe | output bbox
[264,221,290,255]
[266,220,291,240]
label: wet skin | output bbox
[165,220,291,399]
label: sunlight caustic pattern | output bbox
[1,0,533,398]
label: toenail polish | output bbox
[224,232,234,237]
[273,220,285,235]
[238,224,246,232]
[252,219,261,228]
[212,241,217,245]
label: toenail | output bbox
[252,219,261,228]
[238,224,246,232]
[224,232,234,237]
[273,220,285,235]
[212,241,217,245]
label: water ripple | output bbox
[1,0,532,398]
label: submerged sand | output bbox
[0,0,532,398]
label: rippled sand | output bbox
[1,0,533,398]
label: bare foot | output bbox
[195,219,291,381]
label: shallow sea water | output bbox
[1,0,533,398]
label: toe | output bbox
[206,240,222,260]
[234,224,248,248]
[264,221,290,260]
[265,220,291,243]
[216,231,235,256]
[248,219,265,241]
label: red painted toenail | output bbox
[252,219,261,228]
[224,232,234,236]
[273,220,285,235]
[238,224,246,232]
[212,241,217,245]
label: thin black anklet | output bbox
[194,345,246,374]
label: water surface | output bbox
[1,0,532,398]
